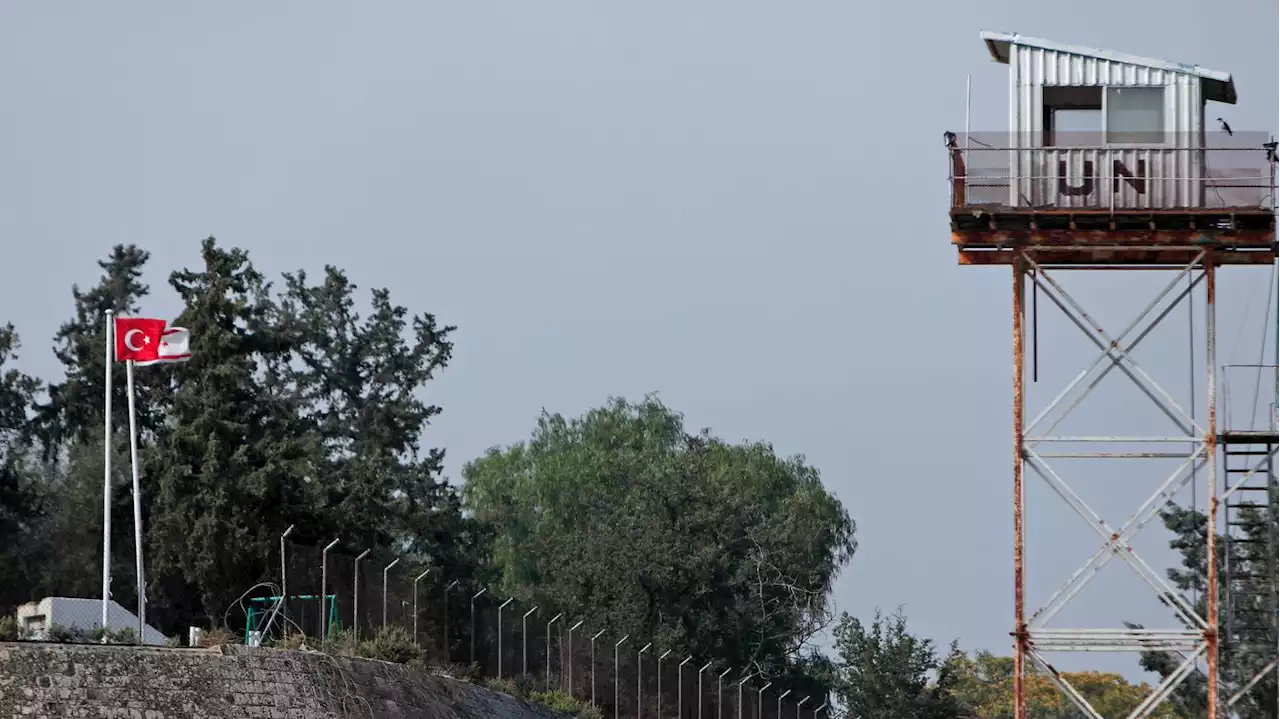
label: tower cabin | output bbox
[951,31,1277,267]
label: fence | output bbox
[270,534,833,719]
[947,130,1277,211]
[5,529,833,717]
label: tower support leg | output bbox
[1013,256,1028,719]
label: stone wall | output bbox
[0,642,568,718]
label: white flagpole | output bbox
[102,311,114,634]
[125,359,145,638]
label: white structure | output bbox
[16,597,167,646]
[977,31,1255,210]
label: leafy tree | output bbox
[832,608,968,719]
[947,650,1188,718]
[462,394,855,701]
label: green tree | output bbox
[0,324,45,612]
[15,434,135,607]
[34,245,162,454]
[276,266,477,577]
[831,608,968,719]
[19,245,163,614]
[463,394,854,700]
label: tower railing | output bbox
[947,131,1277,212]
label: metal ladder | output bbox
[1218,427,1280,716]
[1220,433,1278,653]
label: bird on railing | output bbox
[943,131,958,149]
[1263,141,1278,164]
[1217,117,1234,136]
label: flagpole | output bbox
[102,311,114,635]
[125,359,145,638]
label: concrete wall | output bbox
[0,642,568,718]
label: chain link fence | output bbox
[3,531,833,718]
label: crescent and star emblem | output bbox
[123,329,150,352]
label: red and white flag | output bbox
[114,317,166,364]
[135,327,192,367]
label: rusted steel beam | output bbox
[1012,255,1028,719]
[952,229,1277,247]
[957,249,1274,267]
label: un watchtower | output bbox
[950,31,1278,719]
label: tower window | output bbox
[1104,87,1165,144]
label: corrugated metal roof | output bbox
[979,30,1237,104]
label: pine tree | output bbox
[143,238,319,627]
[34,245,161,455]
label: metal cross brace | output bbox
[1025,448,1208,630]
[1022,252,1206,441]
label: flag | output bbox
[135,327,192,367]
[114,317,166,363]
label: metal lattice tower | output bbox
[951,31,1278,718]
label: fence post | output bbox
[319,538,340,648]
[279,525,293,632]
[498,598,514,678]
[382,557,400,631]
[412,569,430,647]
[567,620,584,697]
[469,588,487,666]
[591,629,606,708]
[637,643,651,719]
[613,635,629,719]
[546,614,563,691]
[522,606,538,677]
[353,549,370,642]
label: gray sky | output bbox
[2,1,1276,682]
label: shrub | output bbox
[196,626,235,648]
[324,626,357,655]
[0,615,16,641]
[270,631,309,650]
[487,673,540,698]
[46,623,90,643]
[105,627,139,645]
[528,689,603,719]
[356,626,429,669]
